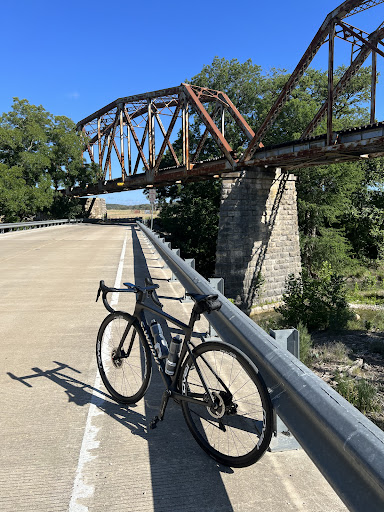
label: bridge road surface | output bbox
[0,222,348,512]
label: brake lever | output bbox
[96,286,101,302]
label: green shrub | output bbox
[276,262,353,331]
[297,322,312,366]
[335,374,380,414]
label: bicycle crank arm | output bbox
[149,390,171,429]
[171,391,213,408]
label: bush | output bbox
[335,374,380,414]
[276,262,353,331]
[297,322,312,366]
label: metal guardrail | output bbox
[0,219,82,233]
[137,221,384,512]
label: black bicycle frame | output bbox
[132,297,215,408]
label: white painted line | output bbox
[68,230,128,511]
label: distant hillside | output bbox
[106,204,151,210]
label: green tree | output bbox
[0,98,98,221]
[157,57,376,277]
[276,262,353,331]
[159,180,221,277]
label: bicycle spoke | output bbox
[180,341,272,466]
[97,313,151,404]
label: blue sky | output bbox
[2,0,383,204]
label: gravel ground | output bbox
[310,329,384,430]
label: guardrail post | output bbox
[269,328,301,452]
[181,259,195,302]
[205,278,225,339]
[170,249,180,281]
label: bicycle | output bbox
[95,279,273,467]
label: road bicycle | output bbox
[96,279,273,467]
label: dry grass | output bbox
[106,209,159,220]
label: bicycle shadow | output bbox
[7,361,148,439]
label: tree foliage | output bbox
[0,98,98,221]
[159,181,221,277]
[276,263,353,331]
[157,57,381,277]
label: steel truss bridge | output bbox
[69,0,384,197]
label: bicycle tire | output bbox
[96,312,152,404]
[178,340,273,467]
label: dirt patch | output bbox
[310,330,384,430]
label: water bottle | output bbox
[150,320,169,359]
[165,335,182,376]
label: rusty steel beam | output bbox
[371,47,377,123]
[119,108,126,179]
[345,0,384,17]
[337,20,384,57]
[327,21,336,145]
[219,92,255,141]
[192,102,222,164]
[134,120,149,175]
[103,112,119,176]
[183,83,235,167]
[65,121,384,197]
[182,94,190,170]
[302,25,384,139]
[153,109,180,167]
[153,104,181,172]
[123,106,149,172]
[76,86,182,129]
[241,0,375,162]
[148,99,155,169]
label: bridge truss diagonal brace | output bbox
[122,106,150,173]
[103,111,119,177]
[182,83,236,168]
[240,0,379,162]
[153,103,181,173]
[219,92,255,142]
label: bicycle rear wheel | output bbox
[96,312,151,404]
[179,341,272,467]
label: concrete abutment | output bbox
[215,167,301,312]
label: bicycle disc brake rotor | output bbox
[111,348,123,368]
[207,392,225,419]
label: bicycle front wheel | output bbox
[179,341,273,467]
[96,312,151,404]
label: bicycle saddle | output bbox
[187,293,222,313]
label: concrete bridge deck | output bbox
[0,222,347,511]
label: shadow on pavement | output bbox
[131,224,235,512]
[7,361,148,439]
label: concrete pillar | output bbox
[215,167,301,313]
[81,197,107,220]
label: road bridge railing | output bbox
[137,221,384,512]
[0,218,83,233]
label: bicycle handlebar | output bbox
[96,280,162,313]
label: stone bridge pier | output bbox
[215,167,301,313]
